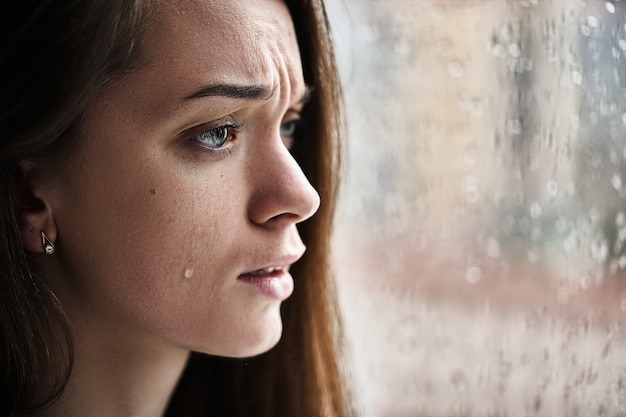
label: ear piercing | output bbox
[41,231,55,255]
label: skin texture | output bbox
[19,0,320,415]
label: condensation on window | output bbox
[328,1,626,416]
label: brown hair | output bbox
[0,0,352,416]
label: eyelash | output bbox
[186,115,302,157]
[188,120,244,157]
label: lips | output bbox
[237,252,303,300]
[244,265,286,277]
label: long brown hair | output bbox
[0,0,352,416]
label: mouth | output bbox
[237,254,303,300]
[242,265,288,278]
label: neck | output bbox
[34,314,190,417]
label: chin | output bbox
[196,311,285,358]
[233,320,284,358]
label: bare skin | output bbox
[19,0,319,415]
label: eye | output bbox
[280,120,299,139]
[194,125,232,149]
[280,119,301,151]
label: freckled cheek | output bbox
[61,165,220,287]
[111,183,224,278]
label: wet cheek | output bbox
[60,163,211,296]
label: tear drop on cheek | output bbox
[184,268,193,279]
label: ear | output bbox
[15,160,58,254]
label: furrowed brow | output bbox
[183,84,277,101]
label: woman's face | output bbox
[42,0,319,357]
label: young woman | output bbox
[0,0,352,416]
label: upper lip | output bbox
[239,248,306,276]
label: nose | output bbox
[247,140,321,227]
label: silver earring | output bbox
[41,231,55,255]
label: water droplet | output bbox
[591,239,609,262]
[612,175,622,190]
[570,114,581,129]
[587,16,599,29]
[184,268,193,279]
[581,24,591,37]
[466,266,482,284]
[448,62,465,78]
[508,43,521,57]
[607,2,616,14]
[461,175,479,203]
[580,274,592,289]
[499,25,512,41]
[546,180,559,196]
[507,118,522,135]
[572,71,583,85]
[461,175,477,192]
[489,42,506,58]
[530,202,542,219]
[564,234,578,252]
[470,100,484,117]
[620,39,626,51]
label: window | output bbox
[329,1,626,416]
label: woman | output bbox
[0,0,352,416]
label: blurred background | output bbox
[327,1,626,416]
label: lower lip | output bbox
[237,270,294,300]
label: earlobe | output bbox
[15,161,58,254]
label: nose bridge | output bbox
[247,138,321,226]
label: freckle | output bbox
[150,188,156,195]
[184,268,193,279]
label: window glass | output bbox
[329,1,626,416]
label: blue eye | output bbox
[280,120,300,139]
[194,125,230,148]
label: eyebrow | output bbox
[183,83,278,101]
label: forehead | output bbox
[141,0,303,94]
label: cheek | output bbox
[53,149,251,347]
[54,148,283,356]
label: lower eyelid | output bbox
[193,141,235,159]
